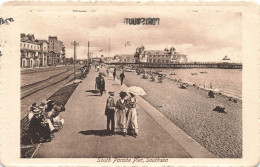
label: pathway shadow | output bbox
[86,90,100,94]
[79,130,108,136]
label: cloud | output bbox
[19,8,242,62]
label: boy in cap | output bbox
[105,91,116,135]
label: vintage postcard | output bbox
[0,1,259,167]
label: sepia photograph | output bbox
[0,1,259,166]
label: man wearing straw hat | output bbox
[105,91,116,135]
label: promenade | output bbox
[33,67,214,158]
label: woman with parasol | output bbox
[126,86,146,137]
[126,92,138,138]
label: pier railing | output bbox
[105,62,242,69]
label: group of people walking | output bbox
[105,91,138,138]
[112,68,125,85]
[96,65,138,137]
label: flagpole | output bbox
[109,37,110,57]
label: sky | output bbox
[20,6,242,62]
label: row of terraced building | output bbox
[20,33,66,68]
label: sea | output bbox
[145,68,242,99]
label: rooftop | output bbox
[145,50,170,55]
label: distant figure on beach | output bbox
[106,69,109,76]
[120,71,125,85]
[210,83,213,89]
[126,92,138,138]
[197,84,200,89]
[115,91,128,136]
[113,68,116,80]
[97,65,100,72]
[204,81,207,88]
[96,73,106,96]
[105,91,116,135]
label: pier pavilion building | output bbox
[134,46,188,63]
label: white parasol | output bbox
[213,89,220,93]
[127,86,146,96]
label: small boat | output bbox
[170,72,177,75]
[199,71,207,74]
[124,69,135,72]
[124,67,135,72]
[191,73,197,75]
[222,55,230,61]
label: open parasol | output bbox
[213,89,220,93]
[127,86,146,96]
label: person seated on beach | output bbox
[181,83,188,89]
[158,75,163,83]
[204,81,207,88]
[208,90,216,98]
[106,69,109,76]
[210,83,213,89]
[151,75,155,82]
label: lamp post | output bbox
[71,41,79,78]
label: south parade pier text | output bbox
[97,158,169,163]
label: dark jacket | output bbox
[105,96,115,116]
[120,73,125,79]
[96,76,105,90]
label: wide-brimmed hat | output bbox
[129,92,135,96]
[119,91,128,97]
[108,91,115,95]
[31,107,42,115]
[40,99,51,105]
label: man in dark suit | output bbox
[96,73,106,96]
[105,91,116,135]
[120,71,125,85]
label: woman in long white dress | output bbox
[126,93,138,138]
[115,91,128,136]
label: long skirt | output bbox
[126,108,138,134]
[115,109,126,133]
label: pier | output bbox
[106,62,242,69]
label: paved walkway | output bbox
[33,68,213,158]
